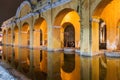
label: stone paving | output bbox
[0,66,15,80]
[0,61,31,80]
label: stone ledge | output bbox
[105,52,120,58]
[47,48,63,52]
[64,48,75,52]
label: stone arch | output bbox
[16,1,32,18]
[33,17,47,48]
[92,0,120,51]
[93,0,112,17]
[53,8,80,49]
[14,25,19,46]
[21,22,30,47]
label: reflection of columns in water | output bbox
[47,52,61,80]
[2,45,8,61]
[17,48,30,74]
[106,58,120,80]
[6,46,12,63]
[13,47,19,68]
[80,57,91,80]
[29,49,34,79]
[91,56,100,80]
[30,49,47,80]
[8,46,14,65]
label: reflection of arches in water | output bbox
[62,54,75,73]
[99,56,107,80]
[33,71,47,80]
[40,29,42,45]
[64,24,75,47]
[40,50,42,62]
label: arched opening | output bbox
[33,17,47,48]
[99,19,107,49]
[53,8,80,50]
[92,0,120,51]
[64,23,75,48]
[21,23,29,47]
[14,25,19,46]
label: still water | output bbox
[1,45,120,80]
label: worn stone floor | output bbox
[0,61,31,80]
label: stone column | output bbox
[91,18,99,54]
[80,0,91,56]
[11,28,14,46]
[21,32,28,47]
[33,30,40,48]
[14,32,19,46]
[6,30,9,45]
[29,24,34,48]
[2,33,7,45]
[18,27,21,47]
[48,26,62,51]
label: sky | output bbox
[0,0,23,26]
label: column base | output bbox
[47,48,63,52]
[80,52,101,57]
[64,47,75,52]
[40,46,47,50]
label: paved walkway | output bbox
[0,61,31,80]
[0,66,16,80]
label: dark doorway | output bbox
[40,29,42,45]
[64,24,75,47]
[99,19,107,49]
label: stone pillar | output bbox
[80,0,91,56]
[7,34,12,45]
[2,33,7,44]
[29,25,34,48]
[11,28,14,46]
[6,31,9,45]
[48,26,62,51]
[14,32,19,46]
[91,18,99,54]
[33,30,40,48]
[18,27,21,47]
[21,32,28,47]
